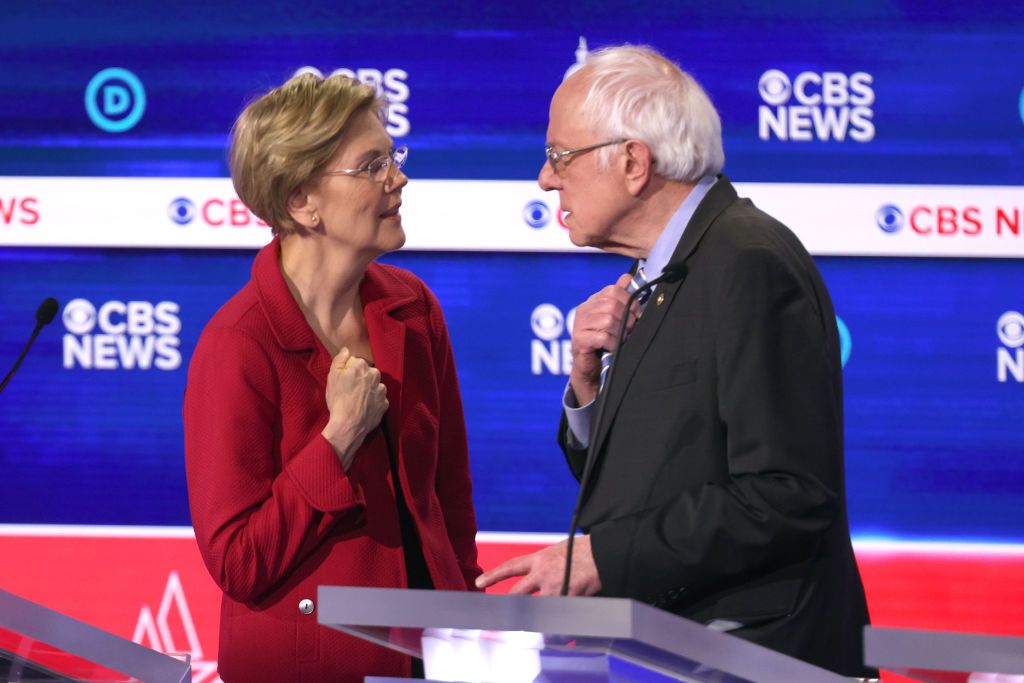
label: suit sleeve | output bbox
[558,410,588,481]
[184,326,366,603]
[589,243,842,602]
[423,285,483,589]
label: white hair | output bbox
[580,45,724,182]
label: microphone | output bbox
[0,298,60,394]
[560,262,687,596]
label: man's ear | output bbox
[623,140,654,197]
[287,185,319,231]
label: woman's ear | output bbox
[287,186,319,231]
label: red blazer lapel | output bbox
[361,263,419,463]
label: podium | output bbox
[864,626,1024,682]
[0,589,190,683]
[317,586,855,683]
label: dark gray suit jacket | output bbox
[560,176,873,677]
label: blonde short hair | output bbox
[229,73,381,235]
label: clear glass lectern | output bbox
[317,586,855,683]
[864,626,1024,683]
[0,589,189,683]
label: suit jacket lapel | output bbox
[366,307,406,446]
[590,176,739,458]
[589,277,685,454]
[361,264,418,469]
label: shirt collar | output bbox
[641,174,717,278]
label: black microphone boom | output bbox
[560,262,686,596]
[0,298,60,394]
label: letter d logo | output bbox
[85,68,146,133]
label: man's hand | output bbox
[474,536,603,596]
[569,274,640,405]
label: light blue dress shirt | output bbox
[564,174,717,448]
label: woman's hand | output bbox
[321,347,389,471]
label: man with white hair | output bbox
[477,45,873,676]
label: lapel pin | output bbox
[656,292,666,306]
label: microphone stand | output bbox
[559,265,684,596]
[0,298,59,394]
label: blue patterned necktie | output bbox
[599,266,651,391]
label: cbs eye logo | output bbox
[876,204,904,234]
[62,298,97,335]
[758,70,792,106]
[998,311,1024,348]
[168,197,195,225]
[523,200,551,229]
[530,303,577,341]
[531,304,564,340]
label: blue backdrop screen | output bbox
[1,248,1021,541]
[1,2,1022,545]
[1,4,1022,184]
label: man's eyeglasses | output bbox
[544,139,625,175]
[324,145,408,183]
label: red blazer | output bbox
[184,239,481,683]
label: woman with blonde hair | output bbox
[184,72,481,682]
